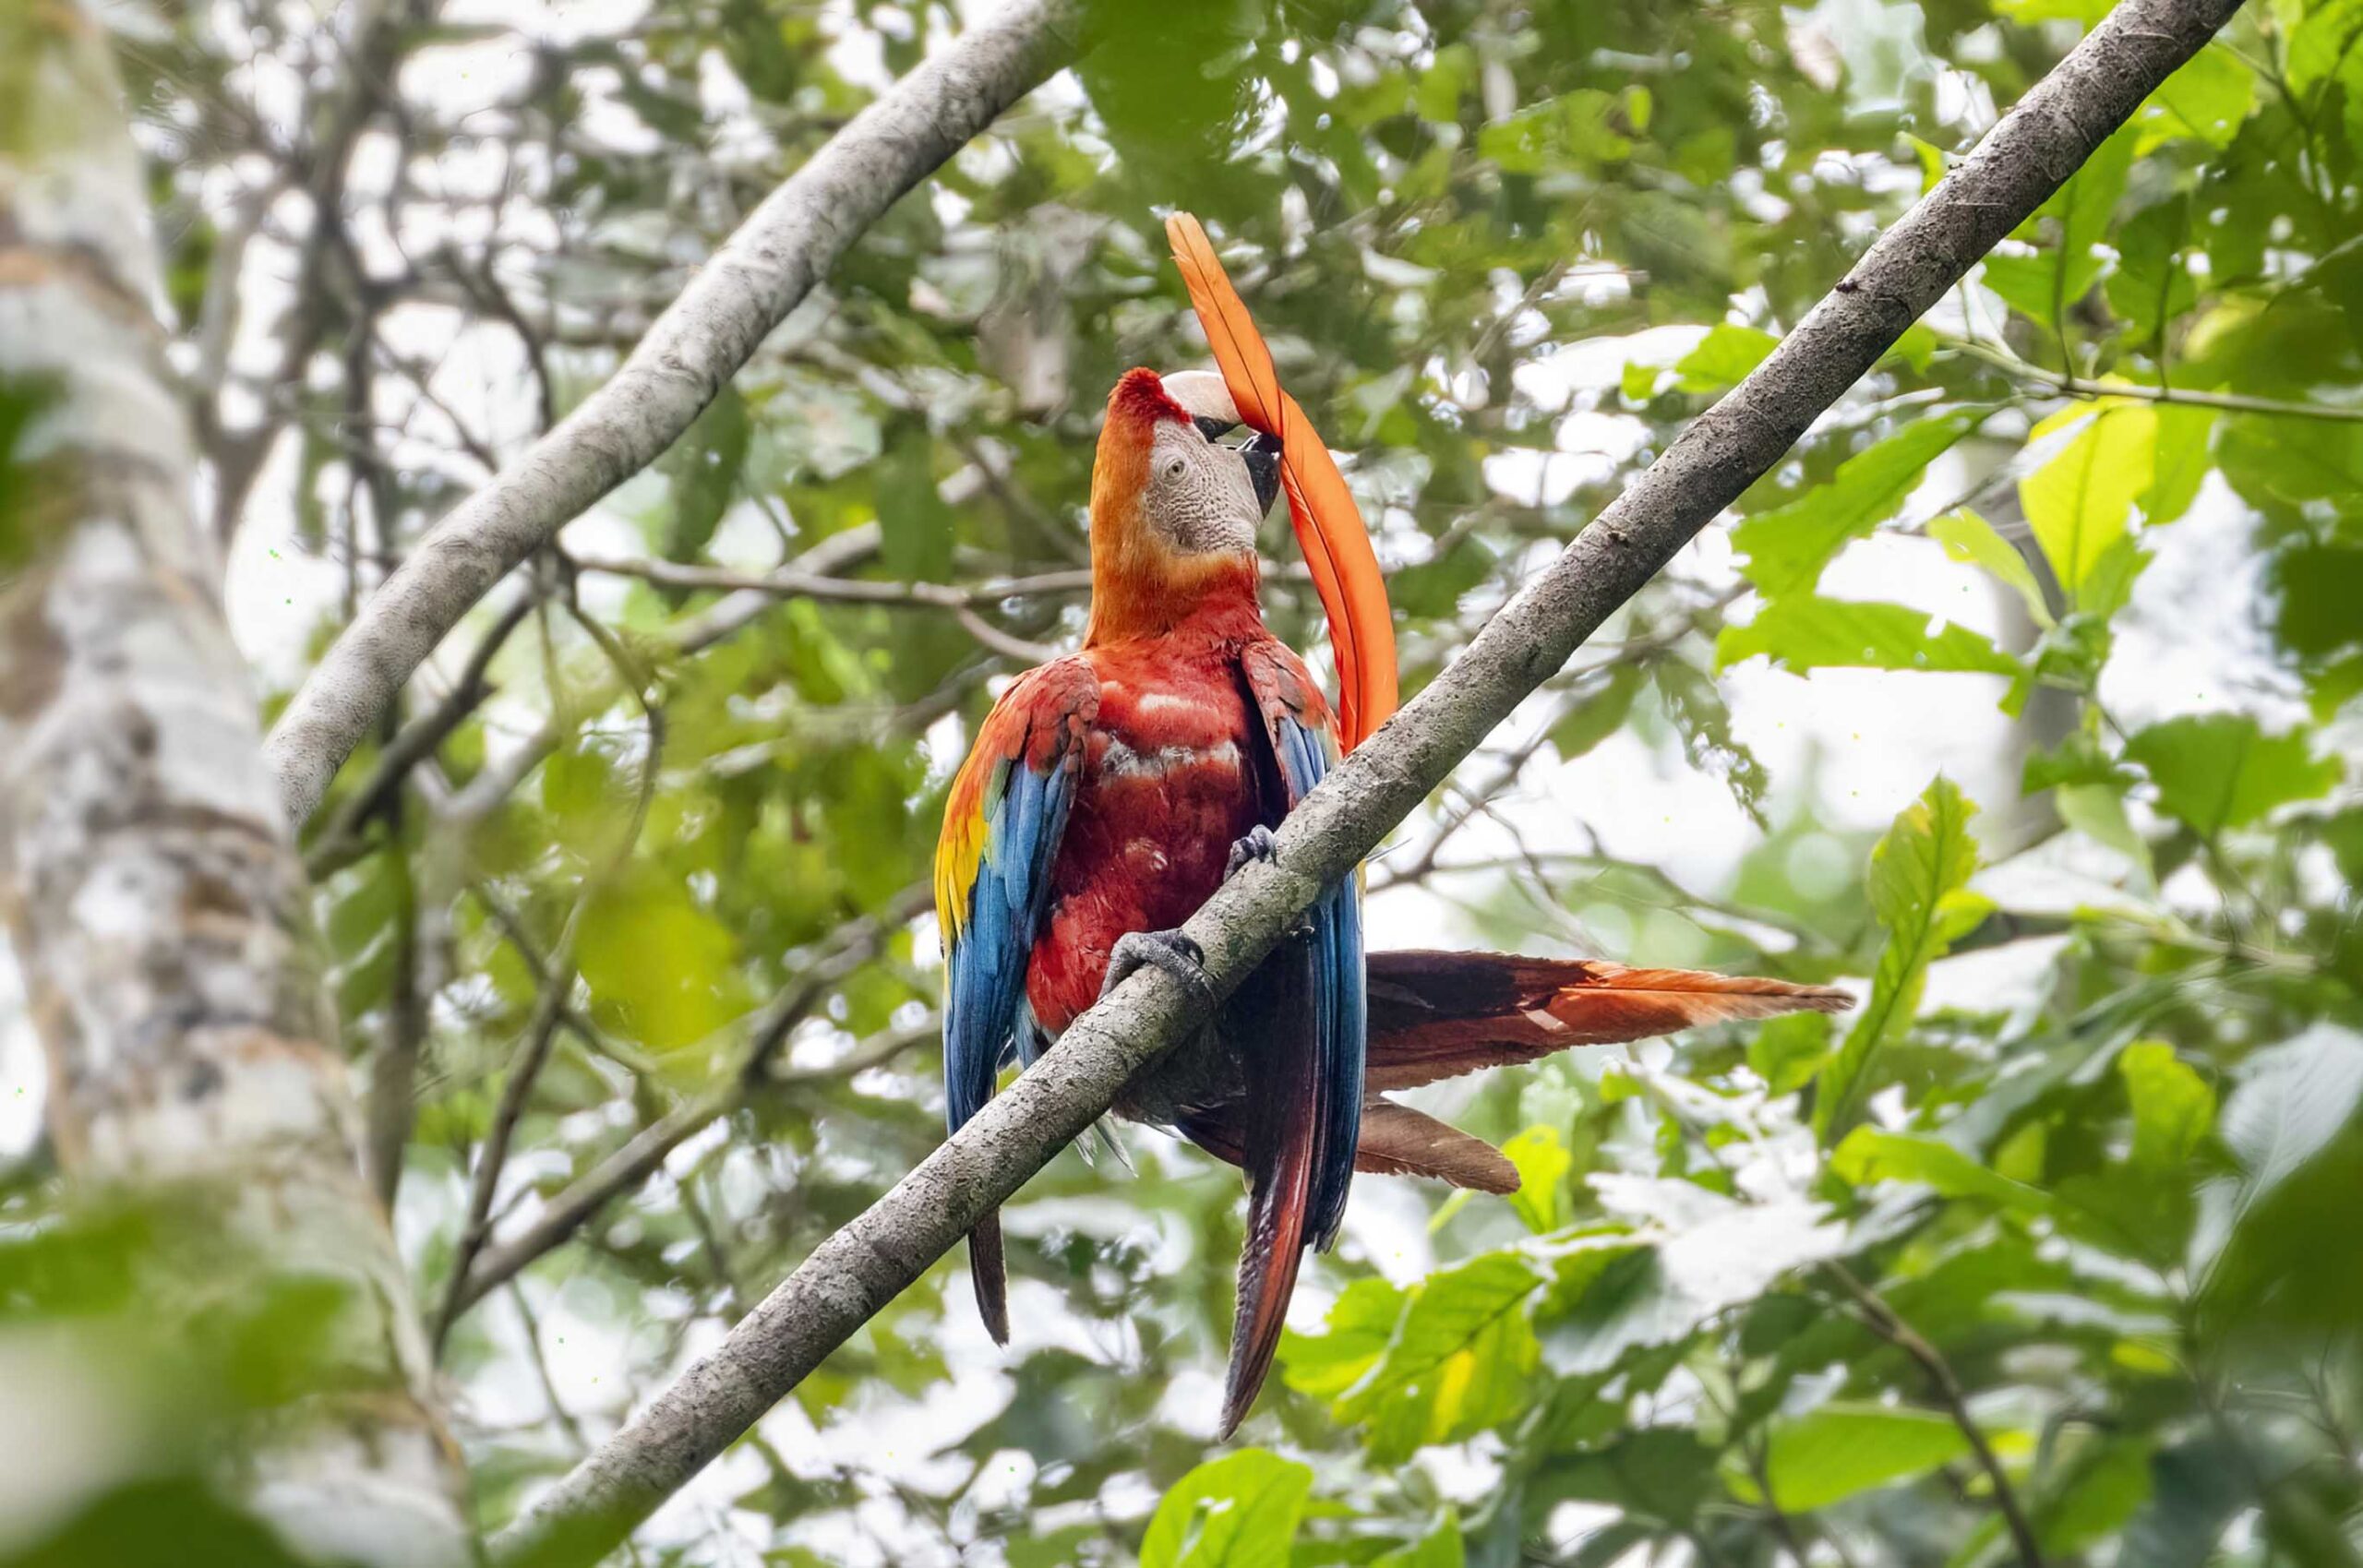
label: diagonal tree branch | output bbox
[486,2,2246,1562]
[261,0,1087,824]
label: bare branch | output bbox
[486,3,2244,1562]
[444,890,931,1317]
[262,0,1086,823]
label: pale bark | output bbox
[261,0,1086,824]
[485,1,2246,1562]
[0,8,471,1565]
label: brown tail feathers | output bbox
[1366,949,1851,1095]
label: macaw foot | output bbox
[1101,929,1219,1013]
[1225,825,1313,940]
[1225,824,1278,879]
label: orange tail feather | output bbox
[1166,212,1397,750]
[1367,950,1852,1093]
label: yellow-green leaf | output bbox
[1930,508,2054,628]
[1816,778,1988,1142]
[2020,401,2157,604]
[1141,1451,1312,1568]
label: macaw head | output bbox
[1083,366,1281,640]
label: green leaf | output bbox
[2020,401,2157,605]
[2217,1024,2363,1210]
[876,428,954,582]
[1477,90,1630,174]
[659,383,750,564]
[1338,1252,1544,1417]
[1413,42,1474,124]
[1549,664,1645,761]
[1816,778,1989,1142]
[1290,1252,1547,1458]
[1982,126,2133,321]
[1373,1517,1465,1568]
[2287,0,2363,94]
[1501,1126,1573,1233]
[2133,45,2254,148]
[2036,1438,2155,1553]
[1753,1403,1973,1512]
[2107,199,2201,341]
[1544,1192,1844,1373]
[1533,1429,1723,1530]
[1888,320,1939,372]
[1653,662,1769,826]
[2141,404,2216,528]
[1673,324,1778,392]
[1280,1276,1404,1399]
[1140,1450,1312,1568]
[1992,0,2115,22]
[2118,1438,2249,1568]
[1749,1010,1834,1095]
[1830,1129,2050,1211]
[1930,508,2053,628]
[1731,417,1972,597]
[578,866,745,1051]
[2120,1041,2214,1169]
[1716,596,2019,677]
[2123,713,2340,834]
[2217,413,2363,519]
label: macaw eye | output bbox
[1163,455,1188,480]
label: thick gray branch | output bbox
[487,2,2243,1562]
[261,0,1085,823]
[0,6,471,1563]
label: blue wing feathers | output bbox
[944,722,1081,1134]
[1266,702,1365,1251]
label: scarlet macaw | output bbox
[935,218,1847,1435]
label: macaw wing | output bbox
[934,658,1096,1341]
[1237,641,1366,1249]
[1214,640,1366,1434]
[937,657,1096,1127]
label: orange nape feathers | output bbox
[1165,212,1398,751]
[1084,367,1260,645]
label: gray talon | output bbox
[1101,929,1220,1012]
[1225,825,1279,879]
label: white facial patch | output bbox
[1142,421,1260,558]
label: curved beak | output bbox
[1240,431,1282,518]
[1165,212,1399,751]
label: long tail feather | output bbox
[1367,949,1852,1093]
[1212,940,1323,1440]
[1354,1100,1519,1192]
[1166,212,1397,750]
[968,1215,1009,1346]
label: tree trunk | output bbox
[0,7,473,1564]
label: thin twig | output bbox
[445,1011,934,1317]
[306,589,541,879]
[1824,1263,2046,1568]
[434,605,666,1353]
[1947,334,2363,424]
[444,885,930,1314]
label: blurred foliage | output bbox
[7,0,2357,1562]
